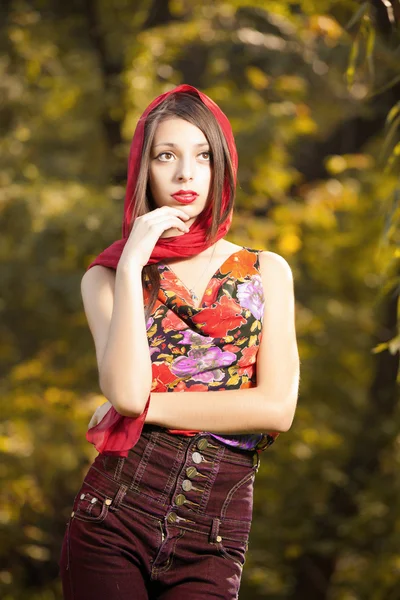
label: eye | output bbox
[157,152,175,161]
[199,151,211,160]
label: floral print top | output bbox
[143,246,279,453]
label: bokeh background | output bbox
[1,1,399,599]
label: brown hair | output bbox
[128,91,235,322]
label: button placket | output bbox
[167,512,178,524]
[197,438,208,451]
[174,494,186,506]
[182,479,193,491]
[186,466,207,479]
[181,477,204,494]
[169,435,223,518]
[191,451,213,466]
[196,437,219,452]
[166,510,196,525]
[191,451,203,464]
[176,438,217,512]
[173,492,200,509]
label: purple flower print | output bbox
[192,368,225,384]
[237,275,265,320]
[177,330,214,346]
[171,346,236,380]
[146,316,154,331]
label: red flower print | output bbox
[174,381,187,392]
[223,344,241,353]
[192,295,246,337]
[220,249,258,278]
[238,345,259,367]
[162,312,187,332]
[171,380,208,392]
[160,269,192,303]
[162,269,185,290]
[187,383,208,391]
[203,275,229,305]
[239,380,253,388]
[151,362,177,392]
[237,365,254,377]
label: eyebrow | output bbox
[153,142,210,148]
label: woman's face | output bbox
[148,117,212,237]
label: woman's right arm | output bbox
[81,263,151,417]
[80,206,190,417]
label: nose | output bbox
[177,156,194,182]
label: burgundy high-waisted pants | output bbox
[59,424,260,599]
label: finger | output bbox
[146,207,189,220]
[148,216,189,230]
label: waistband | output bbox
[138,425,260,469]
[84,463,252,542]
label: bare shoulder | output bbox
[80,265,116,328]
[81,265,116,296]
[80,265,117,377]
[258,250,294,284]
[258,251,295,304]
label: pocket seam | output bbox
[73,492,110,523]
[216,539,246,568]
[220,470,255,520]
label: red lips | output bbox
[171,190,199,204]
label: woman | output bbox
[59,84,300,599]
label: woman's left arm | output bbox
[146,251,300,434]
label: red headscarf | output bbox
[86,84,238,456]
[86,83,238,271]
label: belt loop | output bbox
[109,483,128,511]
[209,517,221,543]
[253,451,260,472]
[114,457,125,481]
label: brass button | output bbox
[182,479,193,492]
[197,438,209,451]
[80,494,85,500]
[105,499,112,506]
[71,511,75,517]
[90,497,97,504]
[174,494,186,506]
[186,466,198,479]
[216,535,222,542]
[167,512,178,524]
[192,451,202,464]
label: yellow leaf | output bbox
[249,335,258,347]
[251,320,260,332]
[171,348,183,354]
[227,374,240,386]
[155,354,173,361]
[147,324,157,337]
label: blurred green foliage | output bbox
[0,1,399,598]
